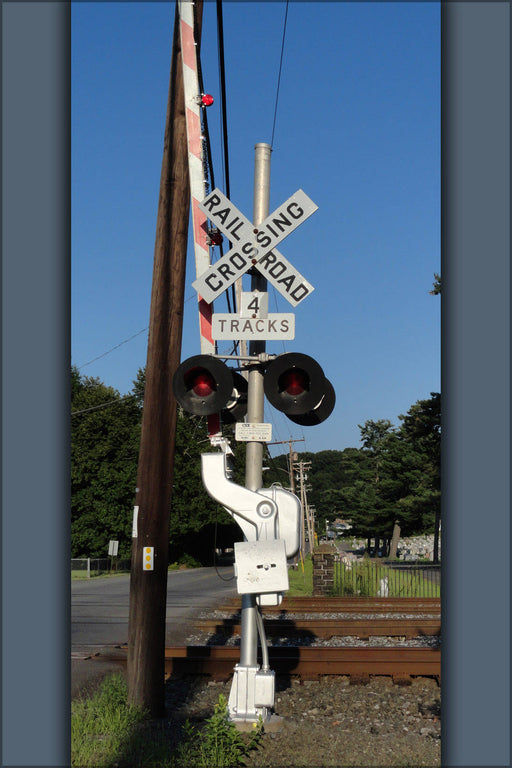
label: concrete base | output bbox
[231,713,284,733]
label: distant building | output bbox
[333,518,352,532]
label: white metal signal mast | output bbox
[178,0,330,726]
[180,1,284,722]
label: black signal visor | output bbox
[173,355,233,416]
[264,353,327,416]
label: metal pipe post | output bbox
[245,142,271,491]
[239,142,271,668]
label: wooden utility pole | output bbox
[294,460,312,556]
[267,438,305,494]
[127,1,204,716]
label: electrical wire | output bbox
[215,0,239,339]
[270,0,290,148]
[216,0,230,202]
[77,328,148,370]
[71,393,137,417]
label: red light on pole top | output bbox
[201,94,214,107]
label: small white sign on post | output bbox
[213,291,294,340]
[240,291,269,318]
[235,422,273,442]
[212,314,295,340]
[108,540,119,557]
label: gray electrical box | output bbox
[234,539,289,595]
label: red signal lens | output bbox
[185,367,215,397]
[201,93,214,107]
[279,369,308,396]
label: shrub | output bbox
[172,694,262,768]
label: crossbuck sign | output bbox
[193,189,317,307]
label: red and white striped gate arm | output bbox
[179,0,221,436]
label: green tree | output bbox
[71,364,241,565]
[353,420,396,551]
[130,366,241,564]
[168,412,241,564]
[396,393,441,560]
[71,366,141,558]
[429,272,441,295]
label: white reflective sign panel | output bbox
[240,291,269,318]
[212,313,295,340]
[199,189,253,242]
[254,251,314,307]
[235,422,273,442]
[193,188,317,305]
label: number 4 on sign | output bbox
[241,292,268,318]
[247,296,259,313]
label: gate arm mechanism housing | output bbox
[201,452,278,542]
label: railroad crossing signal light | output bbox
[172,355,248,421]
[221,370,248,424]
[287,377,335,426]
[264,352,335,425]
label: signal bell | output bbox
[264,352,335,425]
[172,355,248,420]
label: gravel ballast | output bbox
[164,673,441,767]
[172,610,441,765]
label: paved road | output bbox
[71,567,237,697]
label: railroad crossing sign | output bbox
[193,188,316,307]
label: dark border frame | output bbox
[1,2,510,766]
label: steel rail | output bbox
[95,644,440,684]
[217,596,441,615]
[194,616,441,639]
[161,645,441,683]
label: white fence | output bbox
[71,558,130,577]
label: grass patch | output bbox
[71,674,160,767]
[335,561,440,597]
[71,675,262,768]
[288,555,313,596]
[71,570,129,579]
[286,555,439,598]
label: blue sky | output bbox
[72,1,440,456]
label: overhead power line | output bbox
[75,292,200,375]
[271,0,290,148]
[78,327,148,370]
[71,393,137,416]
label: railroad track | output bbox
[216,596,441,615]
[194,616,441,640]
[96,645,440,684]
[86,598,441,684]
